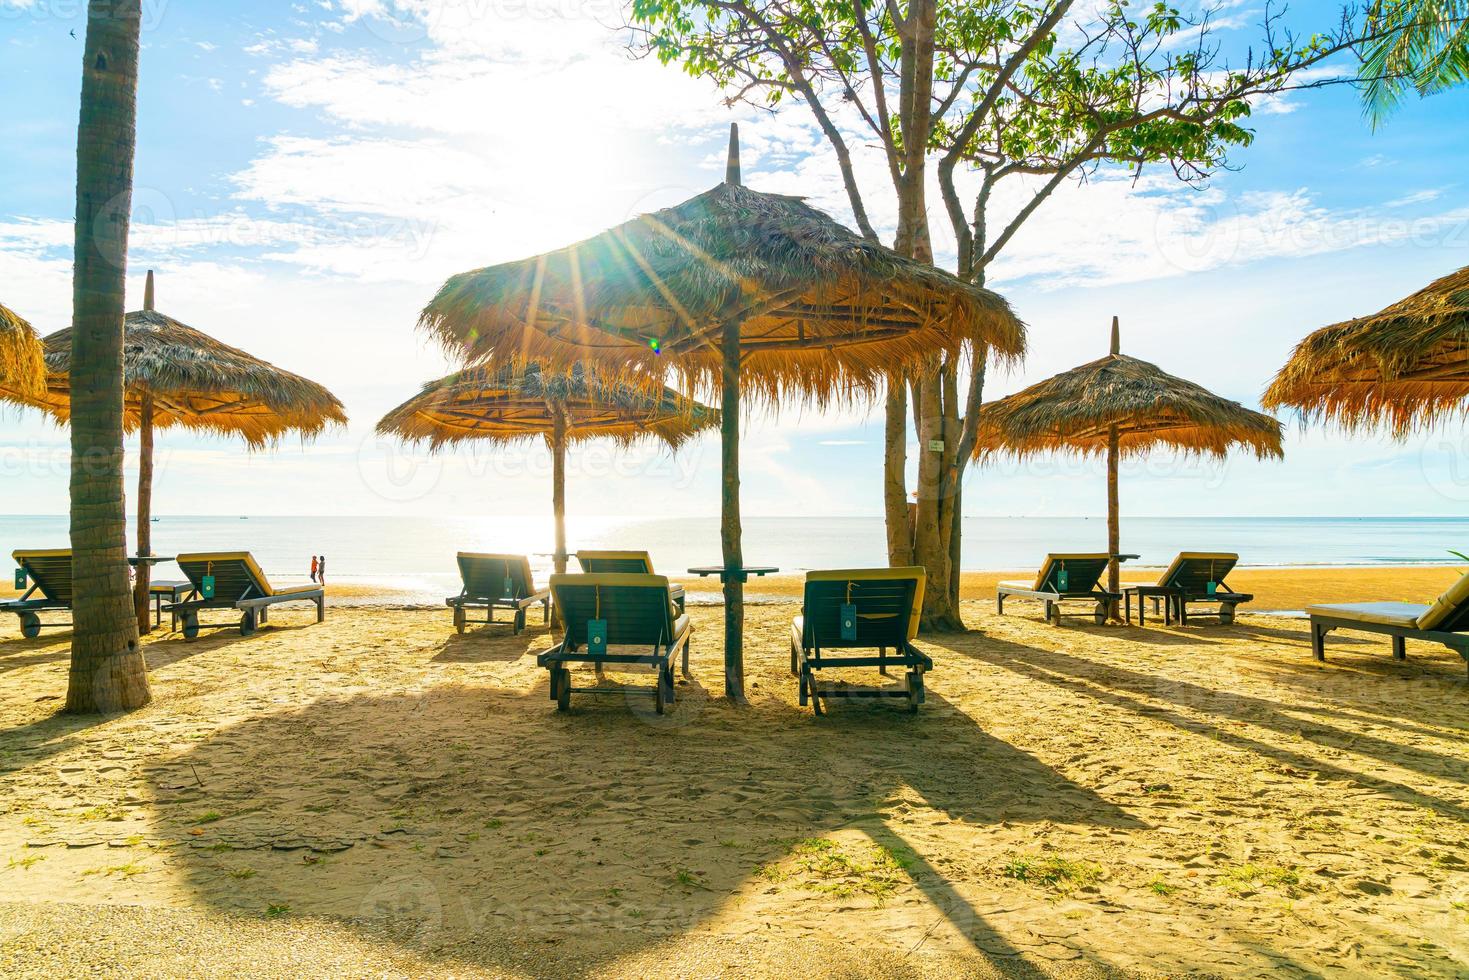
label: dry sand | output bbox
[1,572,1467,977]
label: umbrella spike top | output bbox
[144,268,155,312]
[13,272,348,448]
[417,129,1024,405]
[1110,314,1120,356]
[973,318,1284,462]
[376,361,717,453]
[725,123,741,186]
[1265,263,1469,436]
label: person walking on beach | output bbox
[310,556,318,583]
[317,555,326,586]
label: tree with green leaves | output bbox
[632,0,1395,630]
[1360,0,1469,120]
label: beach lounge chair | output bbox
[1306,572,1469,677]
[1123,552,1254,625]
[574,550,686,611]
[790,567,932,715]
[446,552,551,635]
[537,573,691,714]
[165,552,325,640]
[996,554,1129,625]
[4,549,74,638]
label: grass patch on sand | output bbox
[756,837,914,902]
[7,854,45,870]
[1002,854,1103,895]
[194,811,224,825]
[1219,863,1303,897]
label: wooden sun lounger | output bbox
[790,567,932,715]
[447,553,551,635]
[538,573,692,714]
[1307,572,1469,678]
[4,549,74,638]
[1123,552,1254,625]
[165,552,325,640]
[996,554,1133,626]
[574,549,686,612]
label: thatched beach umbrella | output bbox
[973,318,1283,612]
[0,301,45,399]
[1265,264,1469,435]
[23,271,347,632]
[417,124,1024,700]
[376,362,718,575]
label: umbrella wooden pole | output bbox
[1106,422,1121,621]
[132,393,154,634]
[720,318,746,703]
[551,410,568,576]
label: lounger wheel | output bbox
[1046,602,1062,626]
[513,609,527,635]
[553,667,571,712]
[789,640,799,676]
[239,611,257,637]
[1219,603,1236,626]
[1093,606,1107,626]
[18,612,40,639]
[182,612,200,641]
[453,605,466,634]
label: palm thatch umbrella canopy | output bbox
[973,317,1283,611]
[0,301,45,399]
[1264,264,1469,436]
[419,124,1025,700]
[377,362,717,574]
[22,271,347,632]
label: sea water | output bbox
[2,514,1465,604]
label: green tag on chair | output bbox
[587,618,607,655]
[503,575,515,598]
[13,568,25,590]
[201,575,215,599]
[1206,580,1218,596]
[840,602,858,641]
[1056,568,1070,592]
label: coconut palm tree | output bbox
[67,0,149,712]
[1361,0,1469,122]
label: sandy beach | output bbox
[1,568,1466,978]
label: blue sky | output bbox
[2,0,1469,519]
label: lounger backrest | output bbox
[1032,554,1110,593]
[803,567,925,648]
[176,552,272,600]
[12,549,73,604]
[575,550,654,574]
[549,573,677,647]
[1160,552,1238,593]
[1417,571,1469,631]
[457,553,535,600]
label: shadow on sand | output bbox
[146,669,1144,976]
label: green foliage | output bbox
[1002,853,1104,893]
[1360,0,1469,123]
[629,0,1364,271]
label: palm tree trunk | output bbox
[883,379,912,566]
[131,393,153,634]
[720,319,746,703]
[67,0,149,712]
